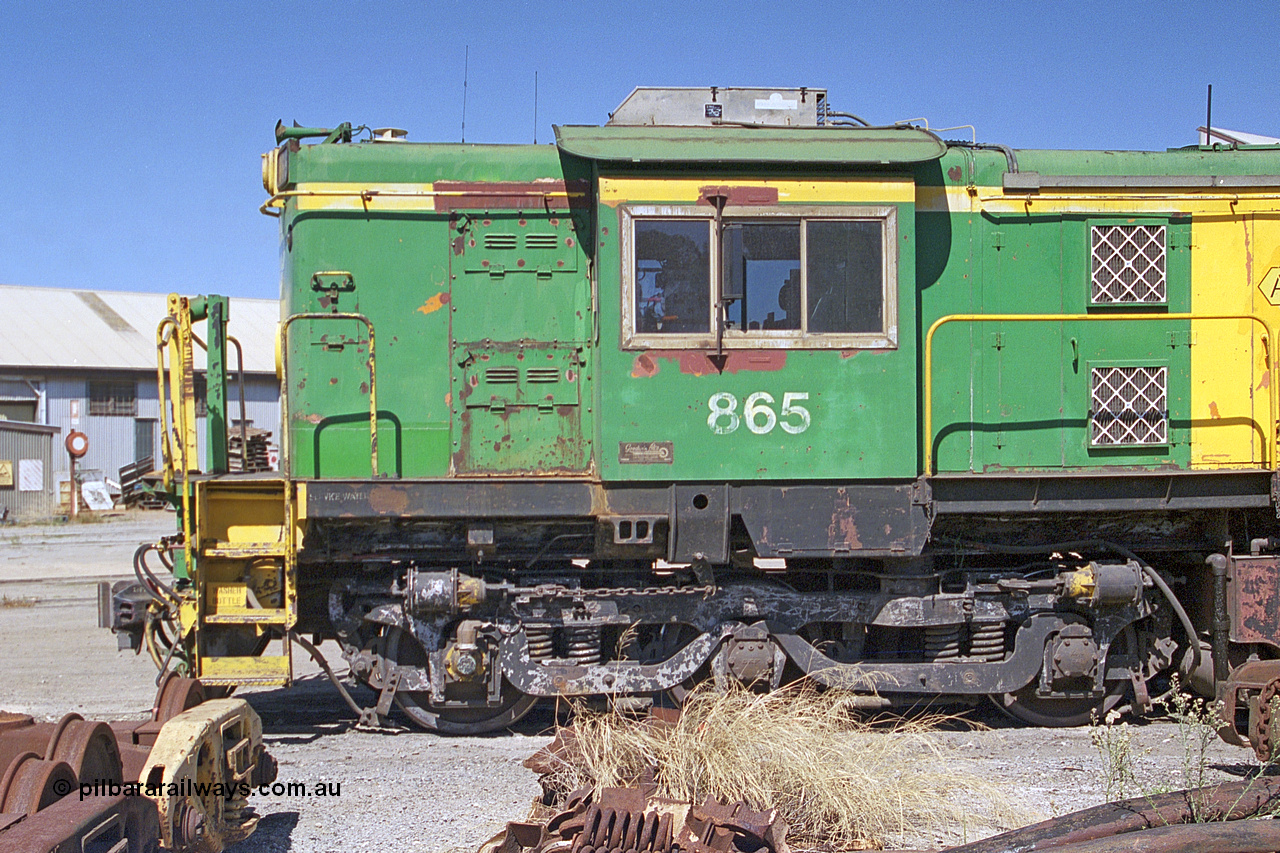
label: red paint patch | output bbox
[1258,373,1271,390]
[432,181,587,212]
[632,350,788,377]
[1209,401,1221,419]
[947,165,962,182]
[631,353,659,378]
[698,185,779,206]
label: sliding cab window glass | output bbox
[623,205,897,349]
[806,220,884,334]
[723,223,802,332]
[633,219,711,334]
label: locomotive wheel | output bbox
[383,627,536,734]
[994,625,1135,727]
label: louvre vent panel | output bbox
[1090,366,1168,445]
[483,234,518,250]
[526,368,561,383]
[1091,224,1166,303]
[525,234,560,249]
[485,367,519,384]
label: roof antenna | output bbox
[533,71,538,144]
[461,46,469,143]
[1205,83,1212,146]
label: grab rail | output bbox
[924,313,1277,474]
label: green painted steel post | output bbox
[207,296,230,474]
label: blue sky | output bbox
[3,1,1277,299]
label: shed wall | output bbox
[0,423,56,520]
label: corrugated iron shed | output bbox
[0,285,279,373]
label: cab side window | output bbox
[622,205,897,349]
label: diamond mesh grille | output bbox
[1091,225,1166,303]
[1090,366,1167,445]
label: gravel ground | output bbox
[0,512,1263,852]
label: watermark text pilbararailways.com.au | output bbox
[67,778,342,800]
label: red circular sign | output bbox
[65,430,89,458]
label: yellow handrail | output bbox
[924,313,1277,475]
[278,313,378,477]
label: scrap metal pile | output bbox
[483,785,792,853]
[0,674,275,853]
[939,776,1280,853]
[484,708,1280,853]
[488,775,1280,853]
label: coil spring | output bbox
[565,624,602,666]
[968,621,1006,662]
[924,625,962,660]
[525,626,553,662]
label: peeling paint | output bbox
[367,485,409,515]
[631,350,787,378]
[416,292,451,315]
[698,185,779,206]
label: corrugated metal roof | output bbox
[0,285,279,374]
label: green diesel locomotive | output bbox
[115,88,1280,748]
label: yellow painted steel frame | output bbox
[156,296,200,593]
[924,313,1277,475]
[278,312,379,476]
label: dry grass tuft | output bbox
[539,682,1025,851]
[0,595,38,609]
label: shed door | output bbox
[448,212,591,474]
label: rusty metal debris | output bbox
[940,777,1280,853]
[0,676,274,853]
[481,785,791,853]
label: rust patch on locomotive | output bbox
[433,180,589,212]
[631,350,786,378]
[828,488,863,551]
[1228,555,1280,648]
[368,485,410,516]
[698,185,780,206]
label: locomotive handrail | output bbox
[259,187,582,217]
[924,313,1277,475]
[278,312,379,477]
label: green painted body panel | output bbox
[275,132,1273,484]
[595,184,918,482]
[554,125,946,165]
[967,147,1280,185]
[287,142,570,184]
[281,143,596,479]
[284,216,455,478]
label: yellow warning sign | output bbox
[1259,267,1280,306]
[0,460,11,488]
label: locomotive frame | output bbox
[111,88,1280,746]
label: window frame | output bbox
[87,380,137,417]
[620,204,898,350]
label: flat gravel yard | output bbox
[0,513,1260,852]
